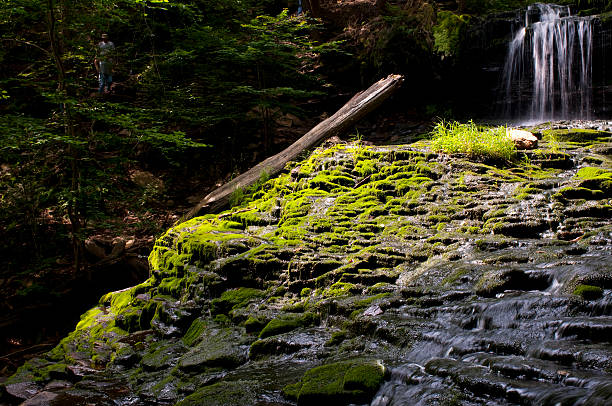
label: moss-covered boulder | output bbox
[573,284,604,300]
[179,327,251,371]
[282,360,387,405]
[175,380,260,406]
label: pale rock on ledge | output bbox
[507,129,538,150]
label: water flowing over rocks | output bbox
[501,3,595,121]
[1,126,611,405]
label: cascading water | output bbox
[501,3,594,122]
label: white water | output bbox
[501,3,594,122]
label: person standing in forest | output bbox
[95,33,115,93]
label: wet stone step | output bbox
[462,352,612,388]
[419,330,527,357]
[423,357,607,405]
[529,340,612,370]
[556,317,612,342]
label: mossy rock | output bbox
[182,318,207,347]
[475,269,549,297]
[179,327,250,371]
[575,167,612,196]
[325,330,348,347]
[556,186,605,200]
[140,341,183,371]
[540,128,610,143]
[244,316,268,334]
[176,380,259,406]
[258,313,318,339]
[320,282,358,298]
[282,359,387,405]
[157,277,185,298]
[249,335,307,359]
[573,284,604,301]
[211,287,265,315]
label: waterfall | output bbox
[501,3,594,122]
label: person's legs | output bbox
[106,74,113,92]
[98,73,105,93]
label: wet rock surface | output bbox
[1,125,611,405]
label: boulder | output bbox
[507,129,538,149]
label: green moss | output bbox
[355,293,391,308]
[540,128,610,143]
[282,382,303,401]
[343,363,386,393]
[325,330,347,346]
[367,282,392,293]
[556,186,604,200]
[320,282,356,298]
[214,314,231,325]
[354,159,377,177]
[182,319,207,347]
[139,301,159,330]
[116,309,142,333]
[396,177,433,196]
[285,360,386,405]
[282,301,306,313]
[75,307,104,330]
[140,341,176,371]
[300,287,312,297]
[442,268,469,285]
[483,208,506,221]
[280,195,313,226]
[297,362,350,403]
[176,380,258,406]
[35,363,68,382]
[573,284,603,300]
[211,287,265,315]
[514,186,540,200]
[244,316,267,334]
[427,214,451,224]
[308,173,354,192]
[258,313,317,339]
[158,277,185,298]
[575,167,612,195]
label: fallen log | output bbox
[184,73,404,221]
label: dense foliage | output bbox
[0,0,330,281]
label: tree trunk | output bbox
[183,74,404,221]
[306,0,321,18]
[47,0,83,271]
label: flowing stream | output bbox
[371,257,612,405]
[501,3,594,122]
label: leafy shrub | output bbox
[433,11,471,57]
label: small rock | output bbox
[20,391,58,406]
[4,381,41,401]
[507,129,538,149]
[129,169,164,191]
[363,305,383,317]
[44,380,72,391]
[66,364,99,379]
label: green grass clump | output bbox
[431,120,516,161]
